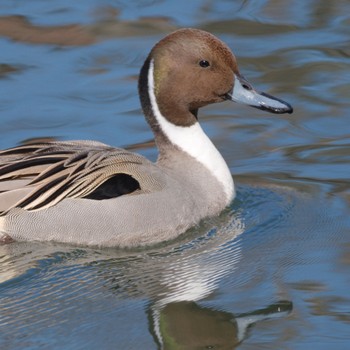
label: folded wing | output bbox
[0,141,162,213]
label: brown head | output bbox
[138,28,292,133]
[151,29,238,124]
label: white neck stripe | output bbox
[147,59,234,203]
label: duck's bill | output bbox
[225,73,293,114]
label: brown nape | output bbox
[151,28,237,127]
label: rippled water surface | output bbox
[0,1,349,349]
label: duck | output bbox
[0,28,292,247]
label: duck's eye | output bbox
[199,60,210,68]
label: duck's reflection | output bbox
[92,211,245,305]
[150,300,292,349]
[0,213,292,348]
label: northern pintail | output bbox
[0,28,292,247]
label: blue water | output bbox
[0,1,350,349]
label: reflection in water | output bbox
[151,300,292,349]
[0,208,291,348]
[0,13,176,47]
[0,15,95,46]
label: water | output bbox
[0,0,349,349]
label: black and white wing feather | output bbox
[0,141,161,213]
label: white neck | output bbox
[147,59,235,204]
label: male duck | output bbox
[0,28,292,247]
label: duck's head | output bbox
[139,28,293,130]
